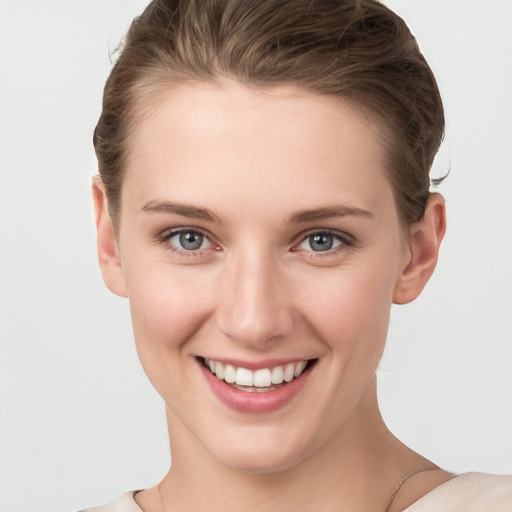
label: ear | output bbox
[92,177,128,298]
[393,193,446,305]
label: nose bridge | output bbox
[217,244,293,346]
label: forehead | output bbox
[124,81,395,219]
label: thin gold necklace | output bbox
[158,480,165,512]
[384,469,430,512]
[158,468,431,512]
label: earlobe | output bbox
[92,177,128,298]
[393,193,446,305]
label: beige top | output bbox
[79,472,512,512]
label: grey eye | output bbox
[300,233,343,252]
[169,230,210,251]
[181,231,203,250]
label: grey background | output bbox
[1,1,511,511]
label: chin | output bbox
[207,426,316,475]
[221,449,303,475]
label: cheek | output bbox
[123,258,216,384]
[297,260,397,363]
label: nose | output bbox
[216,248,294,348]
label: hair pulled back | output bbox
[94,0,444,227]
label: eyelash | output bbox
[294,229,354,259]
[156,227,217,258]
[155,227,354,259]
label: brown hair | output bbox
[94,0,445,227]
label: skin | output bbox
[94,82,449,511]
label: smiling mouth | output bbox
[199,357,317,393]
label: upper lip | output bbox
[198,356,316,371]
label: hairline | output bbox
[107,75,415,237]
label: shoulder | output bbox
[404,472,512,511]
[77,491,143,512]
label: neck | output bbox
[160,376,422,512]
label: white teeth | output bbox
[231,384,275,393]
[271,365,284,384]
[253,368,272,387]
[215,362,225,380]
[256,387,273,392]
[283,363,295,382]
[224,364,236,384]
[204,358,311,390]
[294,360,307,377]
[236,367,253,386]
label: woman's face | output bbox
[109,82,412,472]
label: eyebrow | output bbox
[289,205,374,223]
[141,200,221,222]
[141,200,373,224]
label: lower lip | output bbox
[199,361,313,414]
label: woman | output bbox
[85,0,512,510]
